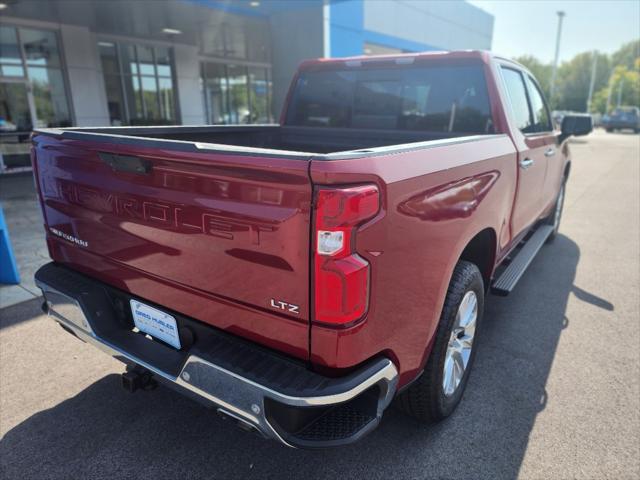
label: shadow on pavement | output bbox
[0,297,44,330]
[0,234,613,479]
[571,285,614,311]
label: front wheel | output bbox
[397,260,484,423]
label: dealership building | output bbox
[0,0,492,170]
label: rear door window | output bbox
[286,64,494,134]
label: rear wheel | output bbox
[397,260,484,422]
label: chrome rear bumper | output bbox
[35,263,398,448]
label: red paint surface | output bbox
[308,136,518,385]
[33,135,313,359]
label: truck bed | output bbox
[37,124,484,156]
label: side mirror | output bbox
[560,114,593,142]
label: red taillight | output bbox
[314,185,380,325]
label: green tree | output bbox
[591,63,640,114]
[554,52,611,111]
[611,39,640,70]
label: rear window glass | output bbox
[285,64,494,134]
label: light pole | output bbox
[586,51,598,113]
[549,11,566,102]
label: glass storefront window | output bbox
[201,21,247,59]
[158,77,174,121]
[1,26,70,128]
[202,62,273,125]
[248,67,270,123]
[202,62,229,124]
[103,73,125,125]
[156,47,172,77]
[200,25,225,58]
[141,76,160,119]
[0,82,32,173]
[246,21,270,62]
[198,13,272,125]
[124,73,144,122]
[2,25,71,172]
[28,66,71,128]
[98,41,177,125]
[137,45,155,76]
[0,26,25,77]
[99,43,125,125]
[227,65,250,124]
[199,12,270,62]
[223,23,247,59]
[21,28,62,68]
[120,45,137,76]
[99,42,119,75]
[0,83,32,131]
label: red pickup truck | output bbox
[32,51,591,448]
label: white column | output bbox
[173,44,205,125]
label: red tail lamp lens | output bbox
[314,185,379,325]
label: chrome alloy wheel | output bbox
[553,184,565,231]
[442,290,478,397]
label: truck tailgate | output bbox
[32,133,313,359]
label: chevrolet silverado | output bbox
[31,51,592,448]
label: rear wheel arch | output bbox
[405,227,496,389]
[458,227,497,292]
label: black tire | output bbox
[545,181,566,243]
[397,260,484,423]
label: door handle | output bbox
[544,148,556,157]
[519,157,534,170]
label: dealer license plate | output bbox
[130,299,181,349]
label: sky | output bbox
[469,0,640,63]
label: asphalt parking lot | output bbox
[1,129,638,479]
